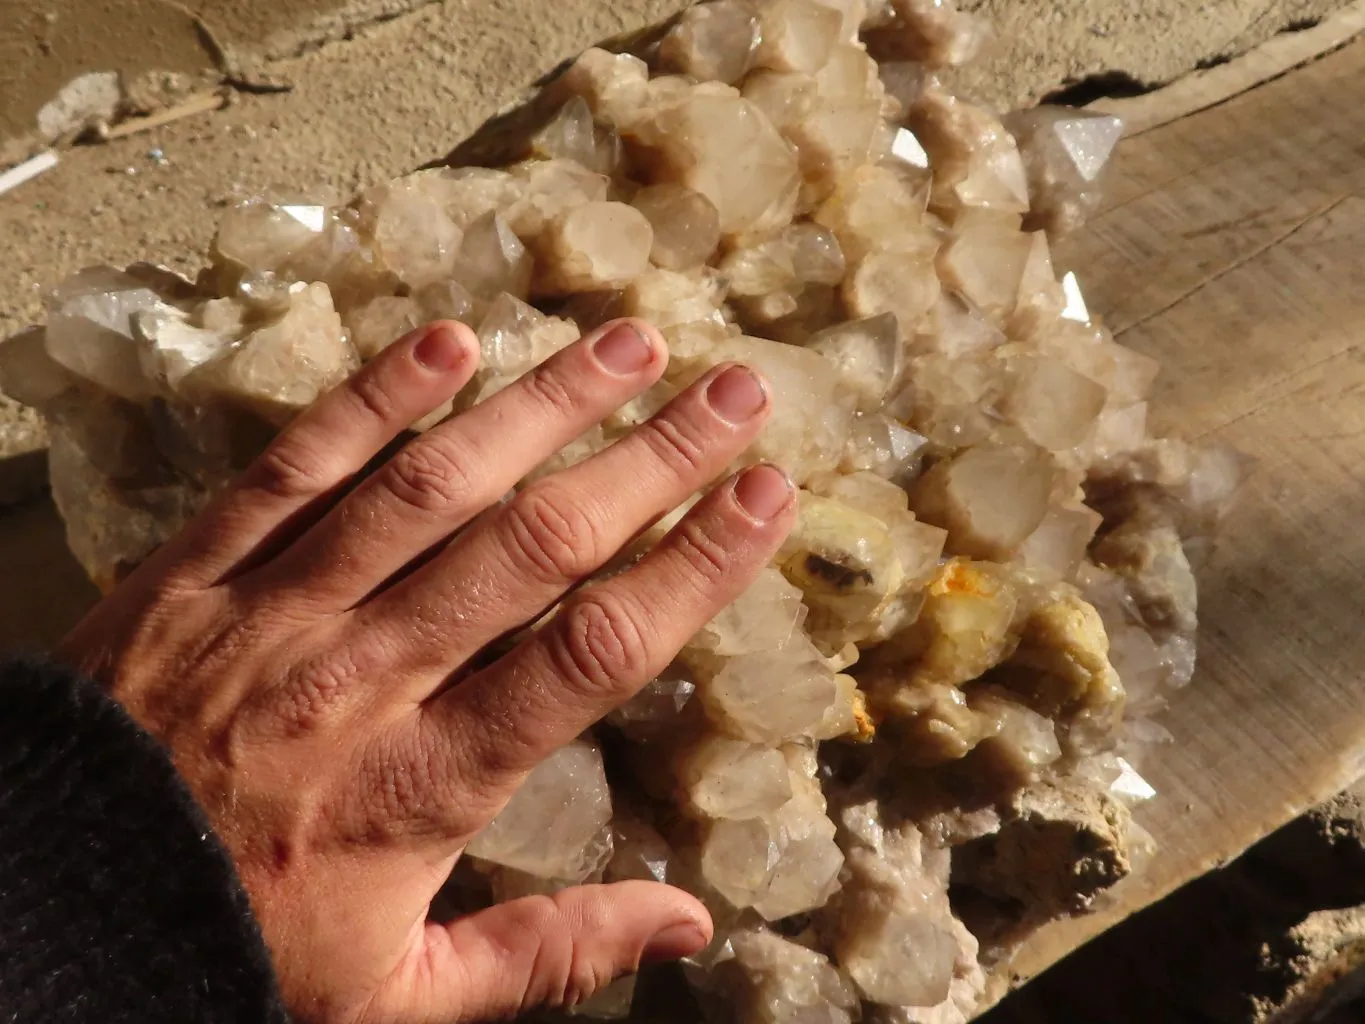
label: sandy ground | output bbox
[1,0,1346,329]
[0,0,442,148]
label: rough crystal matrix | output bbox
[0,1,1243,1020]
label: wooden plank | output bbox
[1000,36,1365,994]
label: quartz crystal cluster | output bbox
[0,1,1243,1020]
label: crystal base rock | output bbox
[0,1,1244,1019]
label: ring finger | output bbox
[414,463,796,835]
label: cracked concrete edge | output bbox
[950,0,1348,109]
[1092,0,1365,136]
[982,778,1365,1023]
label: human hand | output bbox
[56,318,795,1022]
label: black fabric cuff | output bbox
[0,656,287,1023]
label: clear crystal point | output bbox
[25,14,1217,1019]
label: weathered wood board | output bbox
[1001,32,1365,995]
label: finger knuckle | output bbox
[672,516,734,587]
[383,435,480,514]
[347,368,401,424]
[251,436,336,501]
[505,487,604,583]
[551,594,651,701]
[508,896,608,1011]
[360,732,438,832]
[523,364,580,420]
[137,574,203,616]
[563,949,613,1010]
[274,650,358,738]
[639,412,712,481]
[423,713,509,822]
[504,899,574,1007]
[509,894,563,939]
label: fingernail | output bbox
[733,464,793,522]
[641,922,708,965]
[413,323,465,372]
[706,365,768,424]
[593,321,656,376]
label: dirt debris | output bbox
[980,778,1365,1023]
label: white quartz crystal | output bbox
[193,282,359,425]
[678,736,794,819]
[911,86,1030,214]
[537,201,654,294]
[912,445,1055,560]
[465,739,613,883]
[45,266,188,402]
[533,97,622,177]
[7,8,1240,1020]
[636,93,801,235]
[726,928,859,1024]
[700,633,857,745]
[454,211,533,302]
[829,800,985,1018]
[1005,105,1125,236]
[632,184,722,270]
[366,177,463,288]
[660,0,761,84]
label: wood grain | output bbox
[1002,35,1365,994]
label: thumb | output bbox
[369,881,712,1022]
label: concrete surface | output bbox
[2,0,1348,155]
[956,0,1344,106]
[0,0,436,156]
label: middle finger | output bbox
[357,361,772,696]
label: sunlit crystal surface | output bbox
[1005,105,1125,236]
[3,2,1233,1018]
[465,739,613,883]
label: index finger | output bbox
[144,321,478,590]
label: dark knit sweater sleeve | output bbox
[0,657,288,1023]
